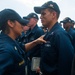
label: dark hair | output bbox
[0,20,15,34]
[48,8,60,19]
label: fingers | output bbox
[40,35,45,38]
[36,67,40,73]
[43,39,46,43]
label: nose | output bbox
[40,15,43,20]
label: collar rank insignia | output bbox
[14,46,17,50]
[51,32,54,35]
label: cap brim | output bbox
[34,7,46,14]
[23,16,29,19]
[18,18,29,26]
[23,16,38,20]
[60,21,66,23]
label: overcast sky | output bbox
[0,0,75,26]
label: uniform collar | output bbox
[0,32,16,43]
[26,24,38,35]
[68,27,75,33]
[21,32,26,38]
[48,22,60,33]
[0,32,25,55]
[43,22,60,40]
[31,25,38,33]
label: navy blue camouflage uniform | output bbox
[16,32,28,50]
[17,32,28,44]
[0,32,26,75]
[26,25,44,75]
[40,22,74,75]
[16,31,29,69]
[68,27,75,52]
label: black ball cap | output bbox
[34,1,60,14]
[0,9,29,27]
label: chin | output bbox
[42,24,46,27]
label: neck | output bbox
[31,24,36,30]
[7,31,18,40]
[48,20,58,31]
[66,26,71,31]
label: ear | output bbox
[52,11,56,19]
[7,20,14,27]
